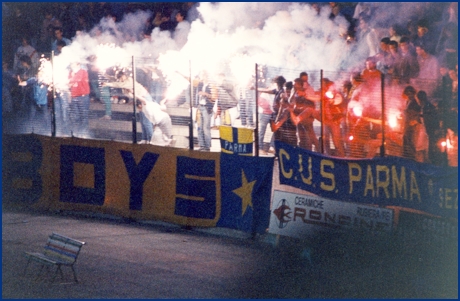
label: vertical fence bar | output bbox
[254,63,259,156]
[51,51,56,137]
[131,56,137,144]
[380,73,385,157]
[189,60,194,150]
[320,69,324,154]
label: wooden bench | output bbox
[24,233,86,283]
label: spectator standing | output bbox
[356,15,379,61]
[173,10,191,50]
[402,86,424,162]
[387,40,402,85]
[276,81,298,148]
[375,37,392,81]
[236,81,254,128]
[398,37,420,85]
[346,73,367,157]
[51,27,71,54]
[68,62,91,137]
[18,69,50,135]
[13,37,39,74]
[288,78,320,152]
[194,72,217,151]
[412,19,436,55]
[298,71,321,103]
[321,78,346,157]
[182,2,202,23]
[16,55,37,117]
[216,74,240,127]
[388,24,402,43]
[38,9,62,52]
[413,43,440,96]
[360,57,383,155]
[88,56,111,120]
[416,90,441,164]
[256,75,286,154]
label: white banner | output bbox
[269,190,394,239]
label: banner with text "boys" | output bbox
[3,134,274,234]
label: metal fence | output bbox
[3,54,456,166]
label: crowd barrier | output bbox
[5,56,457,166]
[3,134,457,246]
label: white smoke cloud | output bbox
[40,2,443,96]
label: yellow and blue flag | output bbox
[217,153,274,233]
[219,126,254,156]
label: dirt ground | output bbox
[2,205,457,299]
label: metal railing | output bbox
[3,55,456,166]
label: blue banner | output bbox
[217,153,274,233]
[275,141,458,219]
[2,134,275,234]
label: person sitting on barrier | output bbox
[136,98,173,146]
[103,71,154,144]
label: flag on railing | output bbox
[219,126,254,156]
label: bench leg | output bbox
[71,265,79,283]
[23,258,32,276]
[51,265,65,283]
[35,264,45,281]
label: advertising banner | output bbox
[269,190,394,239]
[3,134,274,234]
[275,141,458,219]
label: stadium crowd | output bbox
[2,2,457,166]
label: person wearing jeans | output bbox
[69,95,90,137]
[68,62,90,137]
[104,71,157,144]
[195,73,216,151]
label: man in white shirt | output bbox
[136,98,173,146]
[173,10,191,50]
[104,72,172,145]
[51,27,71,54]
[13,37,39,73]
[412,43,440,96]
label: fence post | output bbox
[51,51,56,137]
[254,63,259,156]
[189,60,194,150]
[380,73,385,157]
[132,56,137,144]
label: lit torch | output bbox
[325,90,334,99]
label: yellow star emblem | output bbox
[232,170,256,216]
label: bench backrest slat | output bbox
[43,233,85,264]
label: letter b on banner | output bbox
[3,135,43,204]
